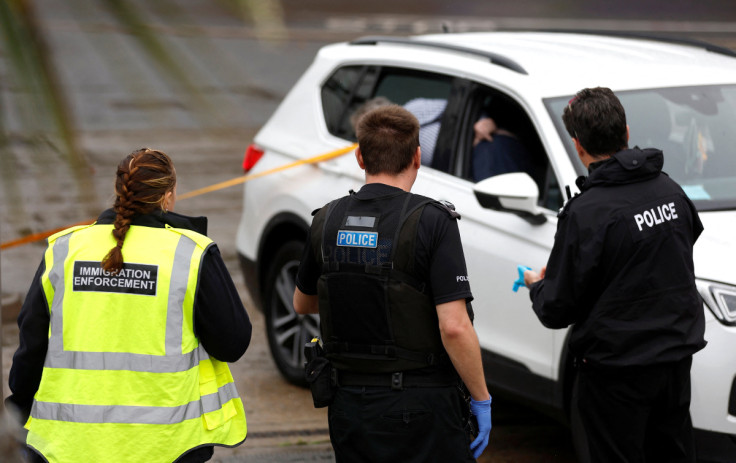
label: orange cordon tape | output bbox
[0,143,358,250]
[0,220,96,250]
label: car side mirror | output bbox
[473,173,547,225]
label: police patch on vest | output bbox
[336,230,378,248]
[73,261,158,296]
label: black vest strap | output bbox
[388,194,413,261]
[323,341,441,366]
[320,197,344,264]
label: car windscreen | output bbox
[545,85,736,211]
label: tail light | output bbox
[242,144,265,173]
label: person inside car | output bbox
[471,97,540,183]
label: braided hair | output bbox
[101,148,176,274]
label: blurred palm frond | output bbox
[0,0,97,220]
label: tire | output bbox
[569,371,591,463]
[263,240,320,386]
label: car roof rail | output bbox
[350,35,528,75]
[544,29,736,59]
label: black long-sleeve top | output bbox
[6,209,252,422]
[528,148,705,367]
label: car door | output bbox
[411,81,564,404]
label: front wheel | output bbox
[263,240,320,386]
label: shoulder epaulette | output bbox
[430,199,461,220]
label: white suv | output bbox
[235,31,736,461]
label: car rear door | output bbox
[411,80,563,405]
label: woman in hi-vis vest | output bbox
[6,148,251,463]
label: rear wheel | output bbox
[263,240,320,386]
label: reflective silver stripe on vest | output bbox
[44,233,203,373]
[166,236,196,354]
[44,344,207,373]
[31,382,239,425]
[47,233,71,355]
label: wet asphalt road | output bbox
[3,1,736,461]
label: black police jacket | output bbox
[529,148,706,367]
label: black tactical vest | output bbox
[311,189,450,373]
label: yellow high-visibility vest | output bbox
[26,221,247,463]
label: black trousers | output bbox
[576,356,696,463]
[328,385,475,463]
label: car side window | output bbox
[457,86,563,211]
[372,69,453,168]
[321,65,379,140]
[320,65,456,171]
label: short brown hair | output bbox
[355,105,419,175]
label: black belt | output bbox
[334,370,459,390]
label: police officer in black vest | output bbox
[294,105,492,462]
[524,87,706,462]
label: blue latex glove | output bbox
[513,265,532,292]
[470,396,492,459]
